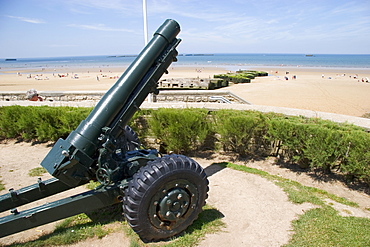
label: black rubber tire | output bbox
[122,154,209,242]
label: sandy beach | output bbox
[0,65,228,91]
[1,65,370,117]
[225,67,370,117]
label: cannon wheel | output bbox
[123,154,209,242]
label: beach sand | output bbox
[0,66,228,91]
[224,67,370,117]
[1,65,369,117]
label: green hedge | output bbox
[0,106,369,186]
[214,70,268,84]
[149,108,211,153]
[0,105,92,141]
[213,110,270,155]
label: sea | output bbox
[1,53,369,73]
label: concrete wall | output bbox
[0,90,250,104]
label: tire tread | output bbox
[123,154,208,242]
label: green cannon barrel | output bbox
[69,19,180,155]
[41,19,181,186]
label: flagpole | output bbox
[143,0,148,45]
[143,0,153,102]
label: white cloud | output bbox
[68,23,135,32]
[64,0,141,15]
[6,15,45,24]
[49,44,78,47]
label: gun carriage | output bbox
[0,19,208,242]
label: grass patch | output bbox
[28,167,47,177]
[165,205,225,247]
[7,213,114,247]
[219,162,369,247]
[286,206,370,247]
[219,162,357,207]
[86,180,101,190]
[0,179,4,191]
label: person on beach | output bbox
[26,89,43,101]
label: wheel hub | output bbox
[158,188,190,221]
[148,179,198,230]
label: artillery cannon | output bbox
[0,19,209,242]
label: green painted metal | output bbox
[0,178,72,212]
[41,19,181,187]
[0,184,122,238]
[0,19,181,238]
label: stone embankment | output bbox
[0,90,250,104]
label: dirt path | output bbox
[198,160,315,246]
[0,141,369,246]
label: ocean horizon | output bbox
[1,53,369,72]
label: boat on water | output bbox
[107,55,137,58]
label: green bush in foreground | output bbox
[0,106,369,186]
[149,108,211,153]
[213,110,270,155]
[266,116,370,182]
[0,106,92,141]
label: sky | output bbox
[1,0,370,58]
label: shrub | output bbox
[303,125,349,172]
[267,116,370,182]
[341,130,370,182]
[0,106,369,186]
[148,108,211,153]
[58,107,93,138]
[214,110,269,156]
[0,105,29,139]
[0,106,91,141]
[127,109,152,147]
